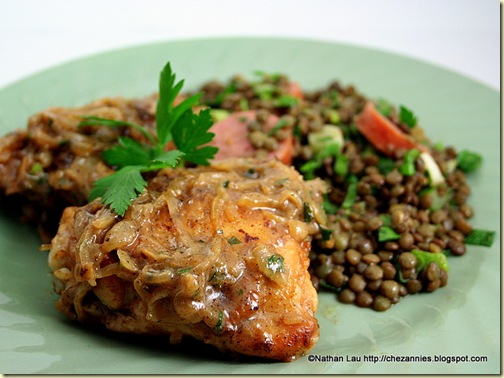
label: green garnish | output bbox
[206,83,236,106]
[457,149,482,173]
[239,98,249,110]
[411,249,449,272]
[375,98,393,117]
[399,148,420,176]
[379,214,392,227]
[341,175,358,209]
[275,95,299,108]
[464,229,495,247]
[177,267,193,275]
[333,153,349,177]
[378,226,400,242]
[303,202,314,222]
[320,226,333,241]
[318,280,342,293]
[377,157,396,175]
[399,105,417,128]
[322,194,338,215]
[80,62,218,216]
[227,236,242,245]
[267,118,289,136]
[299,159,322,180]
[266,254,285,274]
[30,162,43,174]
[213,311,224,333]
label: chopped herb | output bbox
[303,202,314,222]
[333,153,349,177]
[320,226,333,241]
[375,98,393,117]
[274,178,289,186]
[433,141,444,151]
[227,236,242,245]
[379,214,392,227]
[330,90,340,108]
[267,118,289,136]
[222,180,230,188]
[378,226,400,242]
[377,157,396,175]
[254,70,282,82]
[275,95,299,108]
[299,159,322,180]
[30,162,43,174]
[253,83,276,100]
[322,194,338,215]
[399,148,420,176]
[207,84,236,106]
[177,267,193,275]
[411,249,449,272]
[457,149,482,173]
[81,62,218,216]
[318,143,341,159]
[464,229,495,247]
[341,175,358,209]
[266,254,285,274]
[213,311,224,333]
[239,98,249,111]
[244,168,257,178]
[327,109,340,124]
[293,123,302,140]
[319,280,342,293]
[399,105,417,127]
[209,270,226,283]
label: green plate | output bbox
[0,37,499,374]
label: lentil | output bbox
[197,72,488,312]
[373,295,392,311]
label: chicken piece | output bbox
[0,95,158,240]
[48,158,327,361]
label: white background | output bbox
[0,0,500,90]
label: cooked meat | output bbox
[0,95,158,240]
[48,158,327,361]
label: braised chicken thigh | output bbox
[48,158,326,361]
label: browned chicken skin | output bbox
[48,158,326,361]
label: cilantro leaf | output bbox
[457,149,482,173]
[79,116,157,146]
[399,105,417,128]
[102,137,153,168]
[464,229,495,247]
[156,63,201,147]
[82,62,218,216]
[378,226,401,242]
[172,108,218,165]
[144,150,186,171]
[89,166,147,216]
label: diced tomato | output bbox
[355,102,424,156]
[209,110,294,165]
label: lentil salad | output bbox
[195,71,494,312]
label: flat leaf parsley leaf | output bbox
[80,62,217,216]
[89,166,147,217]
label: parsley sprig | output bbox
[79,62,218,216]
